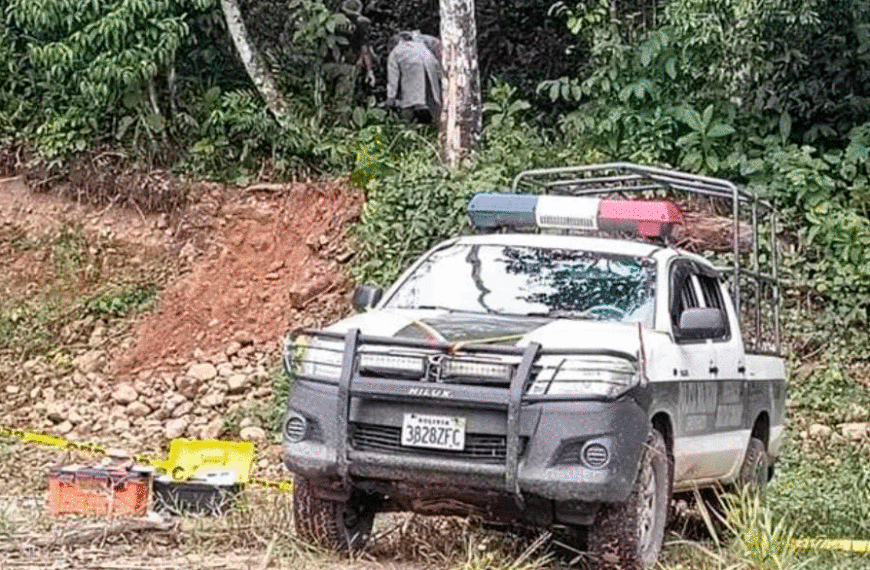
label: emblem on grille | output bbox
[426,354,444,382]
[408,387,452,398]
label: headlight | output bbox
[358,352,425,377]
[528,356,637,398]
[294,337,344,381]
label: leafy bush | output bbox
[4,0,220,158]
[788,360,870,424]
[185,88,280,180]
[352,84,600,287]
[82,283,157,317]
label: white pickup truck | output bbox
[282,164,787,570]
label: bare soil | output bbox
[121,179,363,372]
[0,175,398,569]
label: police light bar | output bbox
[467,193,683,239]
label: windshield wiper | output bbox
[415,305,455,312]
[524,309,602,320]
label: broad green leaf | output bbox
[640,41,653,67]
[115,115,135,139]
[549,82,559,101]
[706,154,719,172]
[683,151,703,168]
[571,83,582,100]
[706,123,735,138]
[779,111,792,142]
[665,56,677,79]
[352,106,366,128]
[701,104,714,129]
[676,132,699,148]
[742,158,764,175]
[674,106,703,132]
[508,100,531,113]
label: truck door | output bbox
[669,261,724,482]
[700,273,749,478]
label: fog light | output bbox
[582,443,609,468]
[285,414,307,442]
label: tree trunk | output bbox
[221,0,293,128]
[439,0,482,169]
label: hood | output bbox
[324,309,549,343]
[324,309,649,353]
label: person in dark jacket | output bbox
[386,31,442,124]
[323,0,375,120]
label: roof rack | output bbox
[510,163,780,353]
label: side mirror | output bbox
[678,308,728,340]
[352,284,383,313]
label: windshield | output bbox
[385,244,656,325]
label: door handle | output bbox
[738,364,746,374]
[709,365,719,374]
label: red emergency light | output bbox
[597,200,684,239]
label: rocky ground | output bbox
[0,175,383,568]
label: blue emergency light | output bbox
[467,193,683,239]
[466,194,539,230]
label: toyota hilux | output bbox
[281,163,787,570]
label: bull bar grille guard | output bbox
[285,328,638,498]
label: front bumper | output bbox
[283,377,649,504]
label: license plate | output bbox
[401,413,466,451]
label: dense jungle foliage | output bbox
[3,1,870,559]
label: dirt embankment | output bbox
[123,179,363,371]
[0,175,362,454]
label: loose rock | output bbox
[165,417,190,439]
[112,383,139,405]
[74,350,105,374]
[187,362,217,381]
[126,401,151,418]
[809,423,833,438]
[240,426,267,442]
[227,374,248,394]
[839,422,868,441]
[176,376,200,399]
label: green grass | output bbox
[0,298,69,356]
[767,442,870,541]
[789,360,870,425]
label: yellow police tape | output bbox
[5,423,870,552]
[0,423,293,494]
[792,539,870,554]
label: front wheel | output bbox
[292,477,378,553]
[589,429,671,570]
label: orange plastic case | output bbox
[47,465,151,516]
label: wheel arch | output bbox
[751,411,770,448]
[651,412,673,456]
[651,412,675,489]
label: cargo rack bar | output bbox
[511,163,780,354]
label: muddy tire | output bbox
[292,477,377,553]
[589,429,671,570]
[737,437,769,491]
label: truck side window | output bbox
[671,272,699,331]
[696,273,730,340]
[698,274,725,311]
